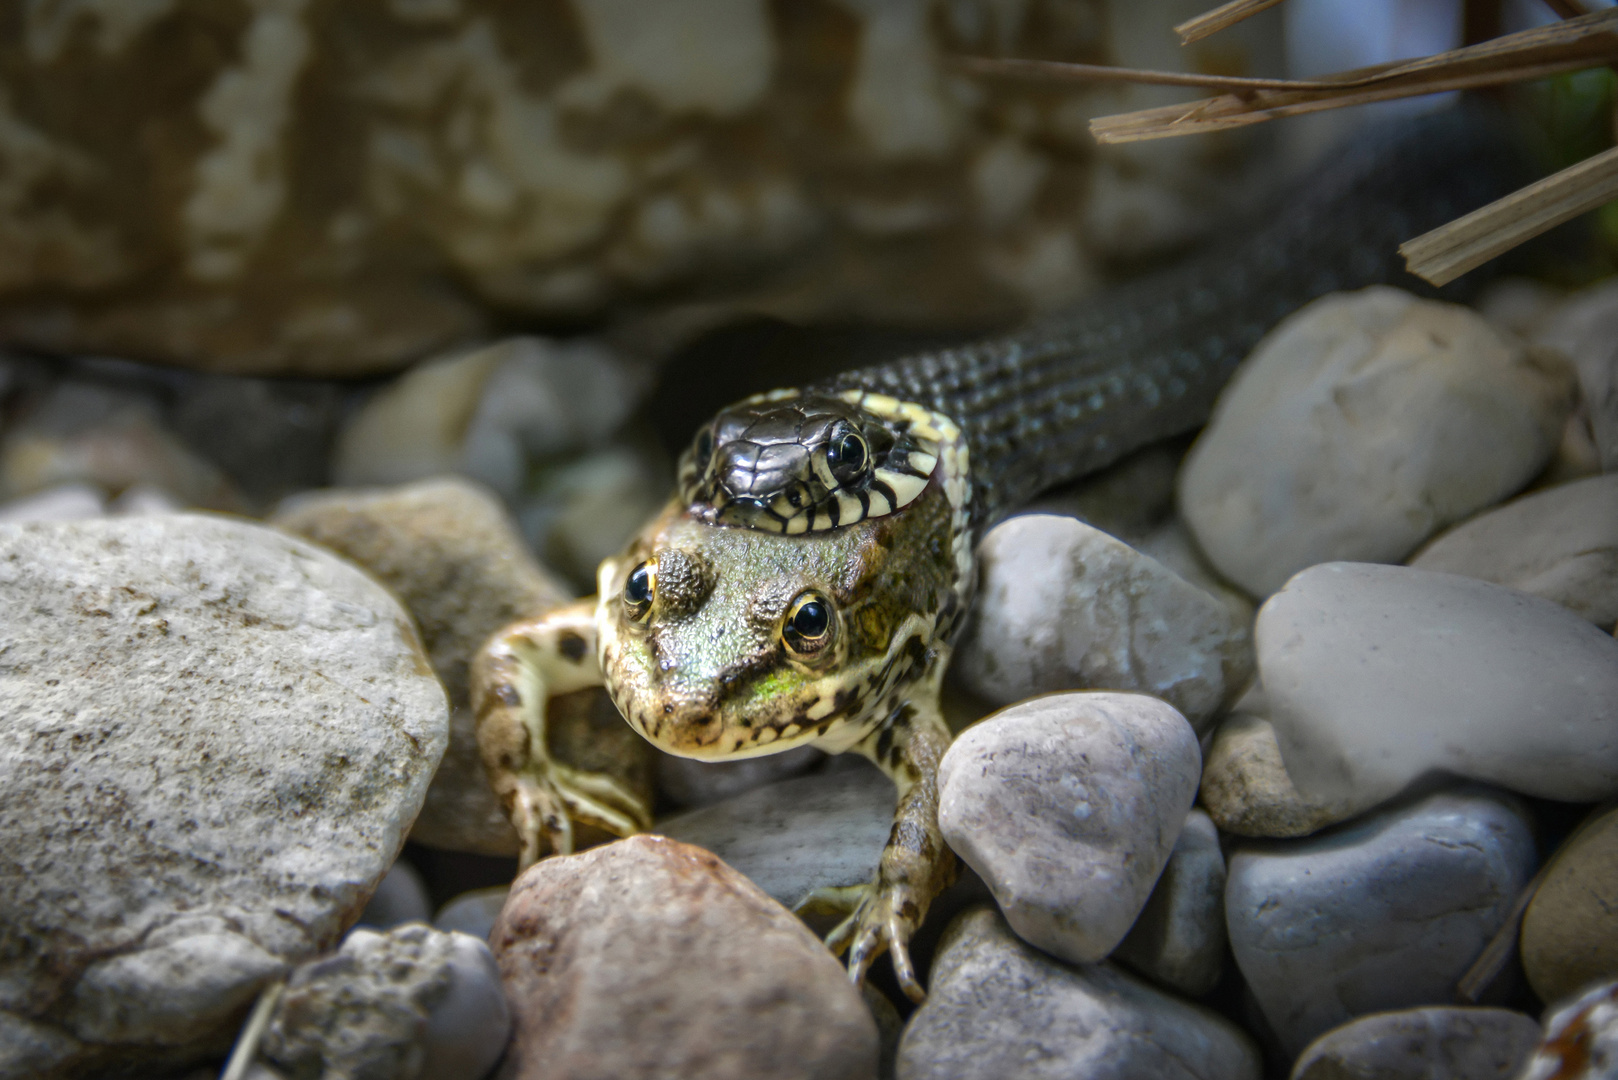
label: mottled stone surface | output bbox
[491,834,878,1080]
[1410,473,1618,628]
[957,514,1253,731]
[1113,809,1227,997]
[897,907,1259,1080]
[0,515,448,1078]
[1257,562,1618,816]
[1289,1007,1541,1080]
[1535,277,1618,472]
[1227,788,1537,1056]
[1518,981,1618,1080]
[264,925,510,1080]
[657,758,895,909]
[1180,287,1574,596]
[0,1,1280,374]
[654,743,825,810]
[938,692,1200,964]
[1199,709,1348,839]
[1521,802,1618,1006]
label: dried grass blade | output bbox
[1174,0,1290,45]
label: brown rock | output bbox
[0,1,1280,375]
[1199,710,1347,839]
[1521,802,1618,1005]
[491,834,878,1080]
[275,477,651,856]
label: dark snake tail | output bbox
[822,104,1535,527]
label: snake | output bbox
[470,104,1531,1002]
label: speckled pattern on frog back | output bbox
[469,103,1533,1003]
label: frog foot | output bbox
[509,760,652,870]
[797,878,928,1003]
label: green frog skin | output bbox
[470,105,1528,1002]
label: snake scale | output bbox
[470,104,1531,1001]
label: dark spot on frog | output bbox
[558,630,588,664]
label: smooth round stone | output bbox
[492,835,878,1080]
[937,692,1201,964]
[1112,809,1227,997]
[1290,1007,1541,1080]
[1517,980,1618,1080]
[656,758,895,910]
[1534,277,1618,472]
[1199,711,1348,839]
[1410,473,1618,628]
[356,861,433,930]
[1179,286,1574,597]
[1257,562,1618,815]
[1227,787,1537,1057]
[265,925,510,1080]
[956,514,1252,732]
[0,516,448,1076]
[0,481,105,523]
[655,742,825,810]
[897,906,1259,1080]
[1521,802,1618,1005]
[434,887,511,943]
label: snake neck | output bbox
[820,104,1534,530]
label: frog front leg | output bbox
[800,685,959,1002]
[471,597,653,869]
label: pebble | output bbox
[264,925,510,1080]
[1410,473,1618,627]
[1289,1006,1542,1080]
[1112,809,1227,997]
[1226,787,1537,1056]
[0,516,448,1076]
[1179,286,1575,596]
[0,481,105,523]
[1257,562,1618,818]
[1199,708,1348,838]
[1534,277,1618,472]
[491,834,878,1080]
[956,514,1253,732]
[937,692,1201,965]
[1518,980,1618,1080]
[657,758,895,910]
[654,743,826,810]
[1521,802,1618,1006]
[897,906,1259,1080]
[275,477,656,859]
[434,887,511,943]
[356,861,433,930]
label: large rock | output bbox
[490,834,878,1080]
[1227,787,1536,1057]
[1112,809,1227,997]
[897,906,1259,1080]
[275,477,652,857]
[0,515,448,1079]
[937,692,1201,965]
[1521,802,1618,1006]
[1256,562,1618,817]
[1409,473,1618,628]
[1179,287,1574,597]
[0,1,1279,375]
[956,514,1253,731]
[1289,1007,1541,1080]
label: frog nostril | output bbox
[663,704,674,714]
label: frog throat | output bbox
[679,389,970,537]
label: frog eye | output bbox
[825,423,869,486]
[782,591,835,657]
[624,560,655,619]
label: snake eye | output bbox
[624,560,655,618]
[694,427,715,471]
[826,423,869,486]
[782,592,834,657]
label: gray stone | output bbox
[937,692,1201,965]
[896,906,1259,1080]
[1227,787,1537,1056]
[1180,287,1575,596]
[356,861,432,930]
[1534,277,1618,472]
[1516,980,1618,1080]
[1257,562,1618,817]
[492,835,878,1080]
[434,888,511,944]
[957,514,1252,731]
[654,743,825,810]
[1113,809,1227,997]
[657,759,895,909]
[1289,1006,1541,1080]
[0,482,105,523]
[517,443,672,590]
[0,515,448,1078]
[1410,473,1618,628]
[264,925,510,1080]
